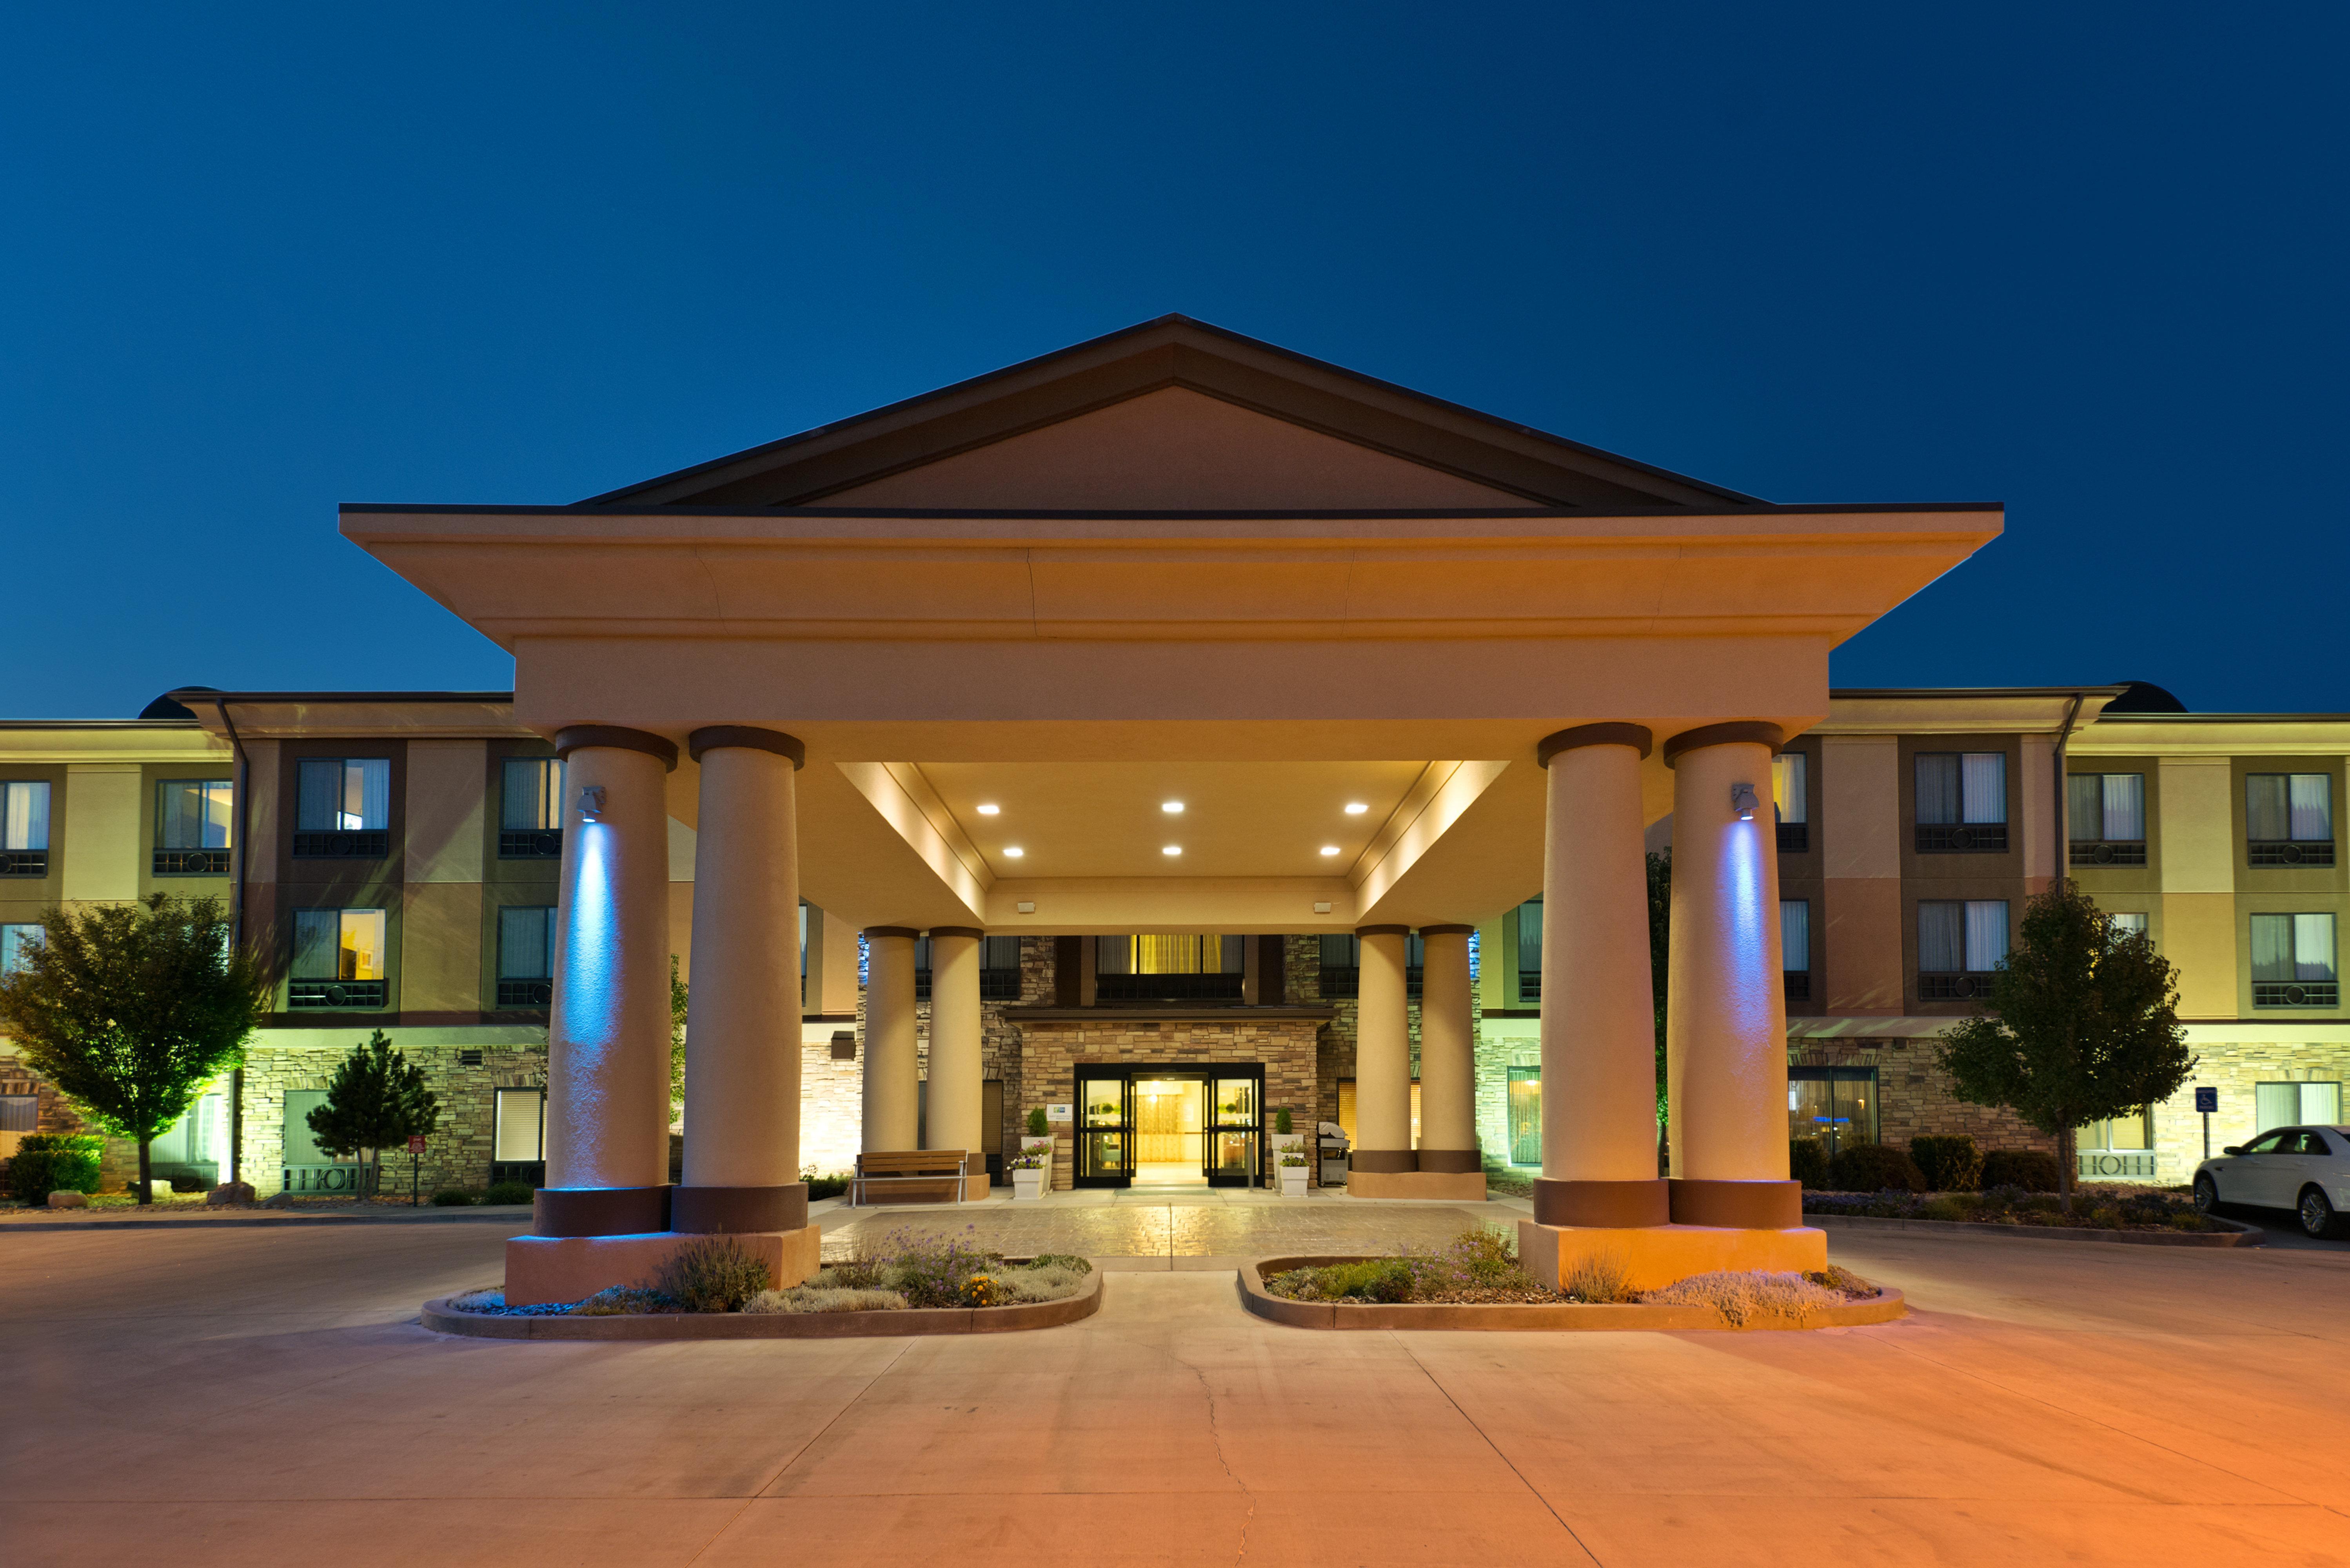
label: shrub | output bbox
[447,1288,504,1311]
[1979,1149,2063,1193]
[744,1285,908,1314]
[1330,1259,1416,1303]
[960,1274,998,1307]
[430,1187,477,1207]
[801,1172,850,1201]
[483,1180,535,1205]
[995,1263,1090,1303]
[1643,1269,1844,1327]
[880,1226,1006,1308]
[1788,1137,1829,1190]
[1026,1106,1050,1137]
[5,1133,104,1201]
[1829,1142,1926,1193]
[570,1285,676,1316]
[658,1237,774,1312]
[1274,1107,1293,1135]
[1027,1252,1092,1274]
[1805,1265,1875,1297]
[1917,1195,1966,1222]
[1909,1135,1983,1192]
[1564,1249,1632,1304]
[1412,1225,1531,1294]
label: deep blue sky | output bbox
[6,5,2344,717]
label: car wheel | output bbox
[2193,1173,2219,1213]
[2299,1187,2341,1240]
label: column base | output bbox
[1669,1178,1802,1229]
[503,1222,823,1307]
[1415,1148,1482,1174]
[1517,1220,1827,1294]
[1533,1177,1671,1228]
[1349,1148,1417,1174]
[532,1184,672,1238]
[1345,1169,1487,1201]
[672,1183,809,1234]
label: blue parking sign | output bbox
[2194,1086,2218,1113]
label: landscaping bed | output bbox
[1802,1186,2258,1245]
[425,1227,1104,1339]
[1242,1225,1903,1331]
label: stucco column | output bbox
[863,927,920,1151]
[1533,726,1671,1226]
[675,727,810,1236]
[1664,722,1799,1229]
[924,927,984,1185]
[1416,926,1478,1171]
[539,726,677,1238]
[1351,925,1414,1174]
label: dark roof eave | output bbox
[340,501,2004,521]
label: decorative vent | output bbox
[498,829,563,859]
[292,829,388,859]
[1776,821,1809,853]
[1783,971,1811,1002]
[1918,971,1999,1001]
[153,849,231,875]
[1916,824,2008,853]
[0,850,49,877]
[497,980,554,1008]
[2249,840,2335,868]
[458,1049,484,1067]
[2070,841,2147,867]
[2254,982,2340,1008]
[287,980,387,1009]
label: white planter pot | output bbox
[1012,1168,1046,1200]
[1279,1169,1309,1196]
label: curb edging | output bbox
[1804,1211,2260,1247]
[1237,1255,1907,1332]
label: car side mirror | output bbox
[2222,1145,2242,1156]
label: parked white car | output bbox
[2193,1126,2350,1238]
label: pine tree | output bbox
[0,894,268,1203]
[1938,881,2194,1212]
[307,1031,440,1196]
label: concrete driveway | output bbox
[4,1215,2346,1566]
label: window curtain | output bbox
[982,935,1021,970]
[1961,753,2006,825]
[1773,753,1807,824]
[1780,900,1810,972]
[346,759,389,830]
[0,924,38,976]
[499,906,554,980]
[2108,911,2149,939]
[2290,774,2333,841]
[2249,914,2293,983]
[1918,901,1964,972]
[2102,774,2145,841]
[1095,936,1133,975]
[1318,933,1355,969]
[494,1088,546,1161]
[3,781,50,851]
[501,758,564,831]
[2294,913,2336,980]
[1963,900,2009,971]
[2302,1082,2344,1123]
[1517,899,1543,974]
[158,780,234,849]
[1915,755,1960,826]
[2067,775,2104,841]
[296,760,340,831]
[2255,1081,2301,1132]
[292,909,340,978]
[2246,775,2291,841]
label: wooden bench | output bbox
[849,1150,972,1206]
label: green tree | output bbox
[1647,849,1671,1128]
[1937,881,2193,1212]
[0,894,268,1203]
[307,1031,440,1196]
[670,955,688,1112]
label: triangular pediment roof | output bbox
[586,315,1763,512]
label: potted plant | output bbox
[1010,1147,1050,1200]
[1269,1107,1308,1193]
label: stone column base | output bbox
[1517,1220,1827,1294]
[504,1223,823,1307]
[1669,1178,1802,1229]
[672,1183,809,1234]
[1533,1177,1671,1228]
[1344,1169,1487,1201]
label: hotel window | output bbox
[1316,932,1423,1001]
[1506,1065,1541,1166]
[499,757,565,858]
[0,780,51,876]
[293,758,390,858]
[1,923,40,976]
[1915,751,2007,853]
[2078,1108,2157,1179]
[2107,911,2150,945]
[1781,899,1811,1002]
[1918,898,2007,1000]
[0,1092,36,1160]
[2250,913,2337,1007]
[1788,1066,1878,1158]
[1772,752,1809,852]
[1516,898,1542,1002]
[2256,1081,2343,1132]
[980,934,1022,1001]
[1101,934,1247,1002]
[2068,773,2145,866]
[497,906,556,1007]
[289,907,387,1009]
[2246,773,2335,867]
[493,1087,547,1181]
[154,779,234,875]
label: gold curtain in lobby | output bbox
[1134,1080,1203,1162]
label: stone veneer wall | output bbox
[2143,1035,2350,1188]
[1791,1040,2055,1165]
[237,1040,553,1195]
[0,1049,138,1188]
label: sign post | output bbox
[2194,1086,2217,1160]
[408,1134,427,1206]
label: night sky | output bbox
[6,5,2343,716]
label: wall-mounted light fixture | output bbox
[579,784,608,822]
[1730,782,1760,821]
[1016,900,1036,914]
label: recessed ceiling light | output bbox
[1344,802,1369,815]
[1162,845,1182,857]
[976,803,1000,815]
[1320,845,1340,856]
[1162,800,1184,814]
[1003,846,1024,858]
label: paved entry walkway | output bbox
[818,1188,1531,1264]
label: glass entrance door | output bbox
[1077,1072,1131,1185]
[1134,1078,1208,1185]
[1210,1077,1259,1187]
